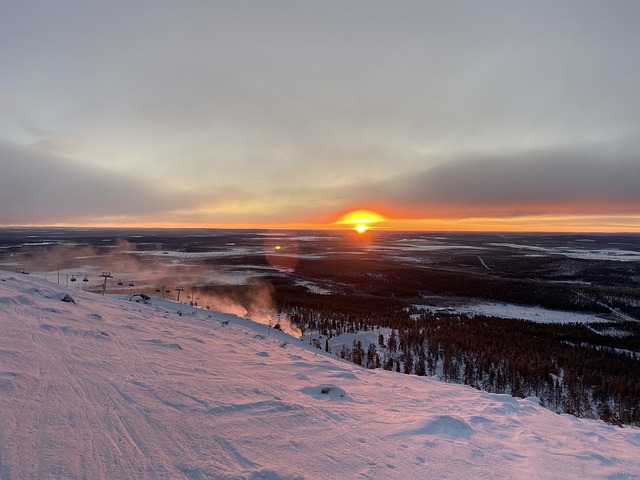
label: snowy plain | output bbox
[486,243,640,262]
[414,301,609,324]
[1,271,640,479]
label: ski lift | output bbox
[166,288,171,293]
[117,279,123,286]
[128,282,135,287]
[70,275,77,282]
[155,286,161,293]
[82,276,89,282]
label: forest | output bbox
[275,286,640,427]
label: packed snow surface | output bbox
[1,272,639,480]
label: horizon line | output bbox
[1,224,640,235]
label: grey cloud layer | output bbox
[4,3,639,152]
[0,142,204,224]
[360,147,640,217]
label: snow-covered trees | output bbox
[282,295,640,426]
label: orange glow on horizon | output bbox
[5,214,640,233]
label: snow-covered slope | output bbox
[1,272,639,480]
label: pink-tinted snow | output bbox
[0,272,639,479]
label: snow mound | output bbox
[59,293,76,303]
[409,415,475,439]
[299,384,351,401]
[144,338,182,349]
[0,294,35,305]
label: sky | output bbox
[1,1,640,232]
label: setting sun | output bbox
[333,209,387,232]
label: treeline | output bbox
[277,289,640,426]
[397,312,640,426]
[288,257,640,316]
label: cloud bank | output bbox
[0,142,206,225]
[350,146,640,219]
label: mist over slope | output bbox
[1,271,639,479]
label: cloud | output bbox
[0,141,208,224]
[351,147,640,219]
[4,1,639,191]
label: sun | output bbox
[333,209,387,233]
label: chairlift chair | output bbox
[70,275,77,282]
[117,279,123,286]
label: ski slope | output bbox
[1,272,639,479]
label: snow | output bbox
[1,271,640,479]
[487,243,640,262]
[130,247,259,259]
[294,279,332,295]
[371,243,482,253]
[415,301,609,324]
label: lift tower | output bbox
[175,286,185,302]
[100,272,113,295]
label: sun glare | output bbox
[334,209,387,233]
